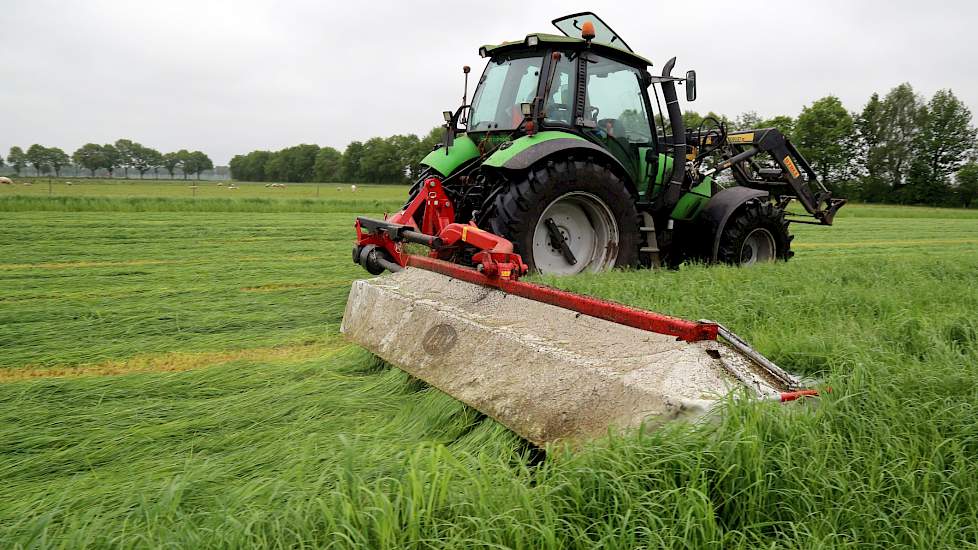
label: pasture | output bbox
[1,180,977,548]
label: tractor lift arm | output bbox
[695,128,847,225]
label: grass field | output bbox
[2,180,978,548]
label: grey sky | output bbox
[3,0,977,165]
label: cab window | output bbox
[584,57,652,144]
[544,53,576,125]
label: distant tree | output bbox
[794,96,854,189]
[101,144,122,177]
[341,141,365,182]
[956,162,978,208]
[387,134,421,183]
[879,84,925,192]
[0,152,4,168]
[263,154,285,182]
[26,144,51,175]
[7,146,26,176]
[359,137,403,183]
[229,150,272,181]
[46,147,70,177]
[114,139,137,178]
[131,144,163,179]
[161,152,181,179]
[313,146,343,182]
[173,149,196,179]
[853,93,887,200]
[914,89,976,183]
[72,143,105,176]
[733,111,762,131]
[759,115,795,137]
[266,144,318,182]
[189,151,213,179]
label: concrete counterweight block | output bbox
[342,269,786,446]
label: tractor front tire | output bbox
[488,159,639,275]
[716,200,793,266]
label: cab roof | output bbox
[479,33,653,68]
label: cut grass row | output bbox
[1,188,977,547]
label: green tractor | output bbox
[401,12,845,274]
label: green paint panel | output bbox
[421,134,480,177]
[482,131,585,168]
[670,176,713,221]
[638,147,652,196]
[646,153,675,199]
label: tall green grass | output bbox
[1,195,977,548]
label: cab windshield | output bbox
[468,54,542,131]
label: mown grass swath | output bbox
[1,184,977,548]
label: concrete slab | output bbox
[341,269,789,446]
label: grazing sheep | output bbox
[216,182,225,186]
[228,184,239,190]
[22,181,32,186]
[270,183,286,188]
[350,184,357,192]
[0,177,12,185]
[335,186,341,191]
[66,181,73,186]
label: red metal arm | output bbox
[354,176,527,280]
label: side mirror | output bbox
[685,70,697,102]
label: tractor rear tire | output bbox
[716,200,793,266]
[488,159,639,275]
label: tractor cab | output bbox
[465,14,666,189]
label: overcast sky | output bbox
[3,0,977,165]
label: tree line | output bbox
[229,83,977,207]
[1,140,214,180]
[229,128,443,184]
[683,84,978,207]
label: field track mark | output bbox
[0,340,345,382]
[240,281,343,292]
[794,238,978,249]
[0,259,180,270]
[0,254,325,271]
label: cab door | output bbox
[579,55,655,190]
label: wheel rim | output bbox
[740,228,776,265]
[532,192,619,275]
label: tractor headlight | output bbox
[479,47,488,58]
[443,111,453,122]
[520,102,533,116]
[526,35,539,47]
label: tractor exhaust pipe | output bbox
[654,57,687,213]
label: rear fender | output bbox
[483,131,635,194]
[698,187,769,261]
